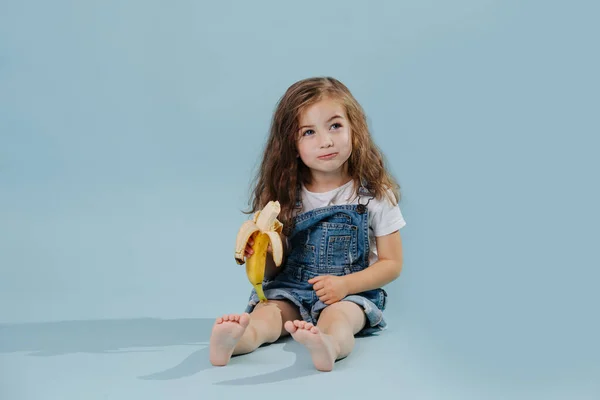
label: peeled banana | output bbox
[234,201,284,302]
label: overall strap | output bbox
[357,177,375,214]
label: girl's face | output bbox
[296,97,352,181]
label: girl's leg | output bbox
[284,301,366,372]
[209,299,301,366]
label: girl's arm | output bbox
[344,230,403,294]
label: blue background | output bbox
[1,0,598,398]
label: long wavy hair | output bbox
[244,76,402,231]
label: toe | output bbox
[305,323,314,330]
[284,320,297,333]
[239,313,250,327]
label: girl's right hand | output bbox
[244,237,273,258]
[245,238,255,258]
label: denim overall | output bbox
[245,182,388,336]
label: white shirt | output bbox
[298,180,406,265]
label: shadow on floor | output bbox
[0,317,376,384]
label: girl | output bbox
[209,77,406,372]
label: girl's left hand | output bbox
[308,275,349,305]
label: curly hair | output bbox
[244,76,402,230]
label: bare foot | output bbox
[209,313,250,366]
[284,320,339,372]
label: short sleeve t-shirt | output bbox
[298,180,406,265]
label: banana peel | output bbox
[234,201,284,302]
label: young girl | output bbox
[209,77,406,372]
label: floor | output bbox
[2,311,596,400]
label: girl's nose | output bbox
[320,135,333,148]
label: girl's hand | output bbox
[308,275,349,305]
[244,238,272,258]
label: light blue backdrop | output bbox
[1,0,598,399]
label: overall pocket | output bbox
[321,222,359,267]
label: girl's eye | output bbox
[301,124,340,137]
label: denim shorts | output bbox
[244,263,388,336]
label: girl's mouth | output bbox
[318,152,338,160]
